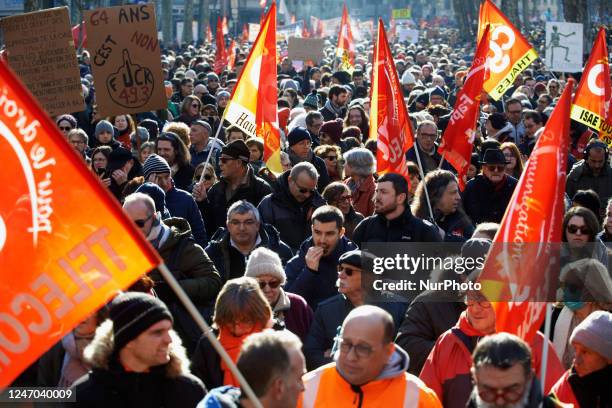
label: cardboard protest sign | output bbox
[248,23,260,42]
[0,7,84,117]
[320,17,341,37]
[85,4,165,117]
[288,37,324,62]
[398,28,419,44]
[545,22,583,73]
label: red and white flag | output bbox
[336,4,355,72]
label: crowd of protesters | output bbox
[8,14,612,408]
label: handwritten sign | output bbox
[288,37,325,62]
[85,4,165,117]
[0,7,84,116]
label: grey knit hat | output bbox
[143,154,171,181]
[95,120,114,137]
[303,91,320,109]
[570,310,612,360]
[245,247,286,284]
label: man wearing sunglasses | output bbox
[462,148,518,225]
[300,306,441,407]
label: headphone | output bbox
[583,140,609,163]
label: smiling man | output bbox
[71,292,206,407]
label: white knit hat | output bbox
[245,247,286,284]
[570,310,612,360]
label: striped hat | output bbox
[143,154,171,181]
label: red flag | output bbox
[439,25,490,190]
[206,24,213,43]
[242,24,249,43]
[369,19,414,183]
[71,22,87,48]
[214,16,228,74]
[228,39,236,71]
[479,79,574,344]
[0,60,160,387]
[336,4,355,72]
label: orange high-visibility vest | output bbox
[299,363,442,408]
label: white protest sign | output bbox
[398,28,419,44]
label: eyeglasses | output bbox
[324,155,338,162]
[419,132,437,139]
[338,265,360,276]
[485,165,506,172]
[293,181,316,195]
[228,219,257,228]
[477,383,526,403]
[258,280,281,289]
[465,297,492,308]
[335,337,375,358]
[134,213,153,228]
[60,126,73,131]
[566,224,591,235]
[191,103,200,108]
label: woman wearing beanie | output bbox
[93,120,121,150]
[245,248,313,341]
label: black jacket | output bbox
[435,210,475,242]
[205,223,293,283]
[173,164,196,191]
[351,206,442,247]
[71,323,205,408]
[200,166,272,234]
[258,172,327,252]
[462,174,518,224]
[288,152,330,193]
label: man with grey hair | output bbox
[199,330,306,408]
[405,120,452,175]
[205,200,293,282]
[259,162,327,252]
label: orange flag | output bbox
[206,24,213,43]
[479,79,574,344]
[223,3,281,174]
[369,19,413,183]
[439,25,490,190]
[336,4,355,73]
[214,16,228,74]
[478,0,538,100]
[570,27,611,144]
[0,60,160,387]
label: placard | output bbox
[85,4,165,117]
[0,7,84,116]
[392,8,411,20]
[288,37,325,62]
[545,22,583,73]
[398,28,419,44]
[248,23,260,43]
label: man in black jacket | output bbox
[286,127,330,192]
[193,139,272,234]
[352,173,442,246]
[318,84,348,122]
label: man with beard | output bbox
[352,173,441,246]
[285,206,357,309]
[319,85,348,122]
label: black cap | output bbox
[221,139,250,162]
[107,147,134,171]
[480,148,509,165]
[338,249,362,268]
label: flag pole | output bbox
[157,263,263,408]
[539,302,552,394]
[412,142,436,223]
[438,151,446,169]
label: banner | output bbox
[0,58,160,387]
[369,19,413,183]
[479,80,573,343]
[397,28,419,44]
[392,8,411,20]
[0,7,84,117]
[288,37,325,62]
[320,17,341,37]
[478,0,538,100]
[85,4,166,117]
[545,22,583,73]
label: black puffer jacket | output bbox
[462,174,517,224]
[257,172,327,252]
[71,322,206,408]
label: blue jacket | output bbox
[165,187,208,248]
[284,235,357,309]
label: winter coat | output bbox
[462,174,518,224]
[173,164,196,192]
[201,166,272,234]
[303,294,408,371]
[285,236,358,308]
[205,223,293,283]
[189,139,224,169]
[395,290,466,375]
[419,312,564,408]
[435,210,475,242]
[166,187,208,248]
[566,160,612,209]
[345,175,375,217]
[406,143,455,176]
[487,122,515,144]
[351,206,442,247]
[71,322,206,408]
[288,151,331,193]
[258,171,327,252]
[551,365,611,408]
[273,290,314,341]
[318,102,345,122]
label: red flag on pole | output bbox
[71,22,87,49]
[0,59,160,387]
[439,25,490,190]
[206,24,213,43]
[228,39,236,71]
[242,24,249,43]
[369,19,414,183]
[336,4,355,72]
[214,16,228,74]
[479,79,574,344]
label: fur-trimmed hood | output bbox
[83,320,192,379]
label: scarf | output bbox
[457,311,488,337]
[288,149,313,165]
[323,99,345,118]
[146,217,171,249]
[218,323,264,386]
[58,332,94,387]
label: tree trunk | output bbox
[183,0,194,44]
[521,0,529,30]
[501,0,520,29]
[201,0,210,44]
[162,0,172,45]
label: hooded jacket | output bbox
[258,172,327,252]
[551,365,611,408]
[71,321,206,408]
[299,346,442,408]
[205,223,293,283]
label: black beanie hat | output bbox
[109,292,173,352]
[287,127,312,147]
[488,112,508,130]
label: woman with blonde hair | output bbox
[500,142,524,180]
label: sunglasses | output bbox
[486,165,506,172]
[191,103,200,108]
[258,280,281,289]
[60,126,73,131]
[338,266,359,276]
[134,213,153,228]
[566,224,591,235]
[203,174,213,180]
[325,155,338,162]
[220,157,238,164]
